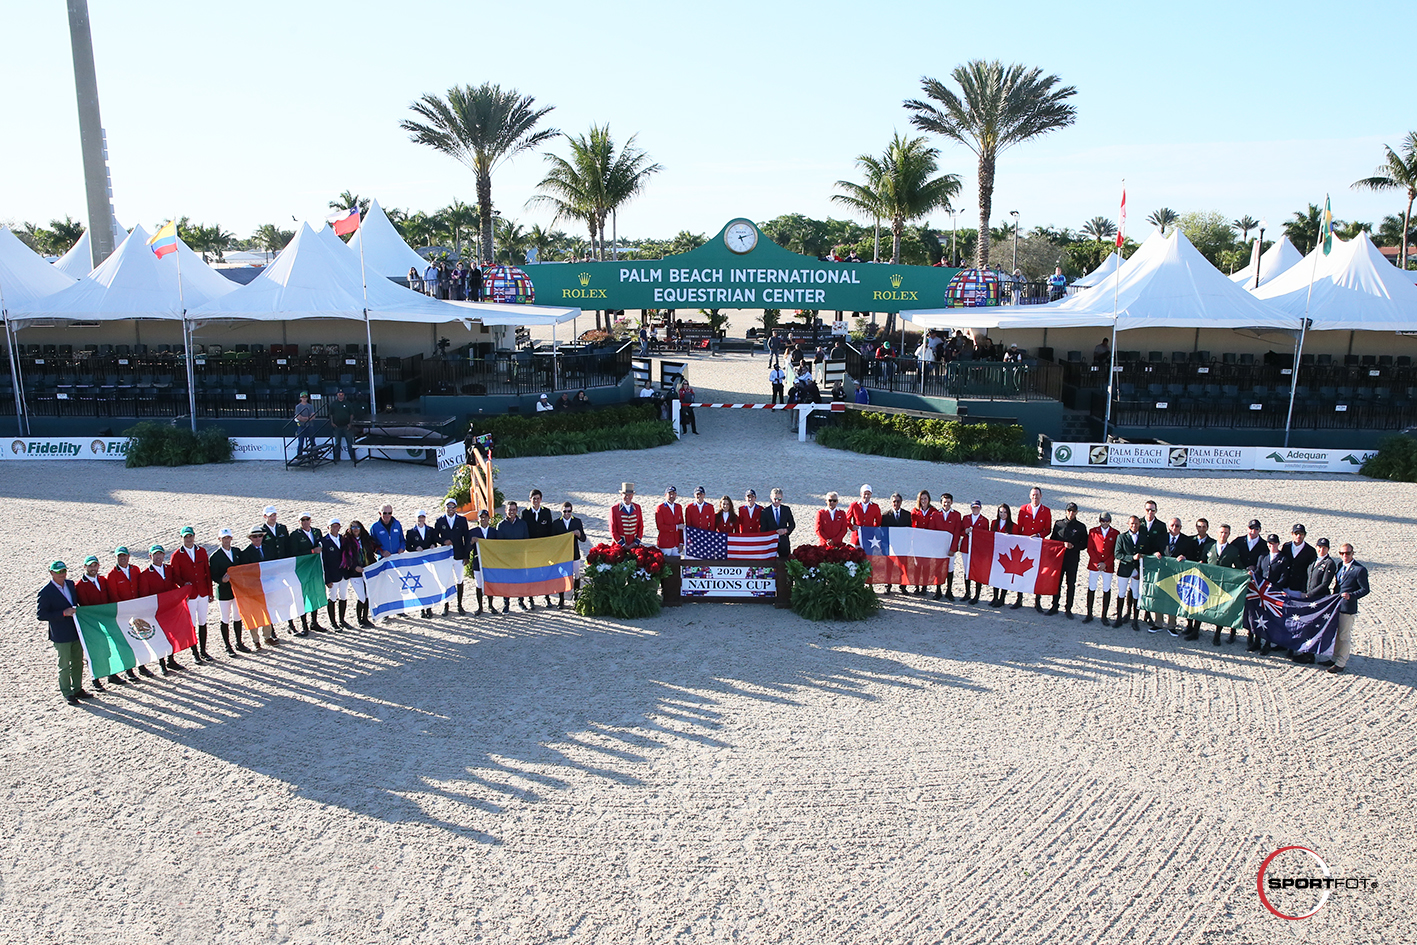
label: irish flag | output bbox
[227,554,328,628]
[967,531,1065,595]
[75,588,196,675]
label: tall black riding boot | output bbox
[220,621,235,655]
[234,620,252,652]
[456,584,466,614]
[971,582,982,604]
[198,623,213,660]
[943,570,955,601]
[1010,592,1023,610]
[326,601,339,630]
[1100,591,1111,628]
[338,600,350,629]
[475,589,484,614]
[1112,594,1125,627]
[1212,623,1223,646]
[1083,590,1095,624]
[1130,597,1141,632]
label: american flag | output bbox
[1248,578,1286,616]
[684,525,779,560]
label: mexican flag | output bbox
[1140,557,1249,628]
[75,588,196,676]
[967,531,1065,595]
[227,554,328,628]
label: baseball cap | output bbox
[1291,523,1306,534]
[445,498,457,507]
[1248,519,1261,529]
[1266,534,1281,544]
[83,555,99,566]
[971,499,982,508]
[1316,537,1330,547]
[1065,502,1078,512]
[666,486,677,493]
[328,517,341,527]
[694,486,705,494]
[417,510,428,518]
[114,545,130,555]
[299,512,312,521]
[299,390,310,397]
[1099,512,1112,521]
[218,528,233,538]
[179,526,195,537]
[149,544,165,555]
[263,505,277,516]
[49,560,67,572]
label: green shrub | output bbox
[1360,435,1417,482]
[123,422,234,468]
[816,411,1036,465]
[493,420,676,458]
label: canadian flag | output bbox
[967,531,1065,595]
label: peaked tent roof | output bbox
[14,224,237,321]
[1073,251,1122,287]
[347,199,429,278]
[1252,232,1417,331]
[190,222,580,324]
[1229,235,1303,289]
[51,217,130,278]
[1,226,77,309]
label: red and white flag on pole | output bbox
[1116,184,1126,248]
[967,531,1065,595]
[327,207,361,237]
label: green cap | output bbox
[114,545,130,555]
[49,560,67,572]
[83,555,100,566]
[179,526,195,537]
[149,544,165,555]
[299,390,310,397]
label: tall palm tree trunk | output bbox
[1404,192,1414,269]
[976,153,995,268]
[892,215,904,264]
[477,172,494,263]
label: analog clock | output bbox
[724,221,758,254]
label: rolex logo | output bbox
[889,273,903,288]
[578,272,591,286]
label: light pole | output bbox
[1252,219,1268,290]
[947,207,967,266]
[1009,210,1020,272]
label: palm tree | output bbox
[440,199,479,258]
[530,125,660,261]
[401,83,557,262]
[1377,213,1417,252]
[1233,215,1260,242]
[494,218,529,264]
[904,60,1077,268]
[526,224,559,262]
[1351,132,1417,268]
[252,223,294,260]
[399,210,436,249]
[1335,220,1371,240]
[600,129,661,260]
[1081,216,1117,241]
[1147,208,1179,235]
[833,132,959,265]
[46,215,86,255]
[1284,204,1323,255]
[329,191,371,216]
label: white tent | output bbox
[347,199,429,279]
[51,217,130,278]
[1073,251,1122,287]
[1,226,76,307]
[1252,232,1417,331]
[1229,235,1303,289]
[15,224,237,321]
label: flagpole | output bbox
[172,220,198,433]
[0,272,29,436]
[357,212,377,418]
[1103,180,1123,443]
[1283,196,1326,447]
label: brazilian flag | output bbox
[1140,557,1249,628]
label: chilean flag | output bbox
[1117,184,1126,248]
[327,207,361,237]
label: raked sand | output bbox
[1,352,1413,944]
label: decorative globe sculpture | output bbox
[943,268,1003,307]
[483,265,536,304]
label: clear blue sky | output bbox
[1,0,1408,243]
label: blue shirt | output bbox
[495,517,529,540]
[370,517,405,556]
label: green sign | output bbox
[520,218,959,313]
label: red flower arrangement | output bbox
[790,543,867,568]
[587,542,665,575]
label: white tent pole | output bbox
[0,267,30,436]
[1283,236,1324,447]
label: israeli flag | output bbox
[364,546,461,618]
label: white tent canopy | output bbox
[1073,251,1122,287]
[1252,232,1417,331]
[347,199,429,279]
[1,226,76,308]
[191,222,580,325]
[14,224,237,322]
[51,217,130,278]
[1230,235,1302,289]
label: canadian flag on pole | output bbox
[967,531,1065,595]
[1116,184,1126,248]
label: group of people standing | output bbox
[408,260,484,301]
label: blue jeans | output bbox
[297,426,316,455]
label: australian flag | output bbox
[1244,580,1343,660]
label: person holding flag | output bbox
[847,485,881,548]
[37,561,91,706]
[171,525,215,662]
[74,555,125,691]
[1328,543,1368,673]
[937,493,962,602]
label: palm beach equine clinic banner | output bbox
[1050,442,1378,473]
[519,219,959,312]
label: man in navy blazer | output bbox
[37,561,92,706]
[436,498,473,616]
[495,500,531,613]
[1328,543,1370,673]
[765,488,796,558]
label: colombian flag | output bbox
[479,533,576,597]
[147,220,178,258]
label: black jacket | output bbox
[521,506,553,539]
[1306,555,1338,598]
[469,524,495,570]
[764,503,796,557]
[550,515,586,560]
[289,527,323,558]
[1256,553,1289,589]
[1050,518,1088,568]
[1279,542,1317,593]
[320,534,346,585]
[242,541,275,565]
[1159,532,1200,561]
[1139,518,1167,555]
[37,579,80,643]
[209,546,242,601]
[405,523,438,552]
[1241,535,1267,569]
[261,522,290,558]
[881,508,913,528]
[436,512,472,560]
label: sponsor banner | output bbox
[1051,442,1375,473]
[436,443,466,471]
[3,436,292,461]
[679,563,780,599]
[229,437,287,460]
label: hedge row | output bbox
[1360,434,1417,482]
[491,420,677,458]
[817,410,1036,464]
[471,404,657,439]
[123,422,234,468]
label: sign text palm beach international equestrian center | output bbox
[613,266,887,305]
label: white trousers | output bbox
[1087,570,1114,592]
[329,579,350,601]
[188,596,210,627]
[1118,574,1139,597]
[348,576,367,602]
[218,598,238,623]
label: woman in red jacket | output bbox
[911,490,947,599]
[989,505,1014,607]
[713,497,738,533]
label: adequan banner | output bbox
[1050,442,1376,473]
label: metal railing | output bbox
[421,342,633,397]
[846,348,1063,402]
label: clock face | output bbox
[724,222,758,254]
